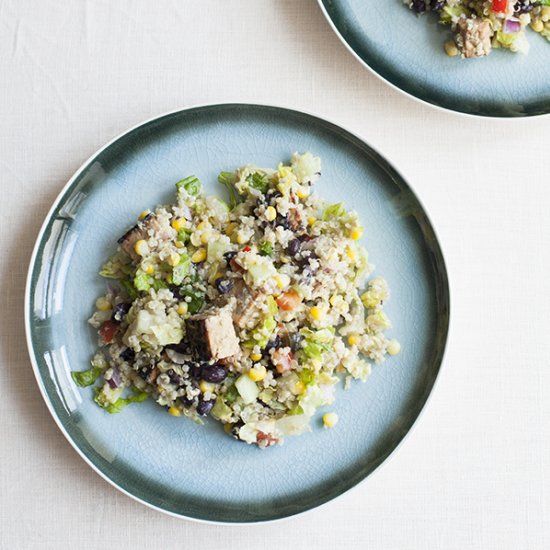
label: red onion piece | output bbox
[504,18,521,33]
[107,368,121,389]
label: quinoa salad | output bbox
[72,153,400,448]
[405,1,550,58]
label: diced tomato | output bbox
[271,348,294,374]
[242,246,252,252]
[492,0,508,13]
[257,431,279,447]
[276,290,302,311]
[99,320,119,344]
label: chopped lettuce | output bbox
[290,151,321,183]
[211,396,233,422]
[177,228,191,244]
[207,235,231,263]
[177,285,205,314]
[171,253,191,286]
[322,202,345,221]
[217,171,238,208]
[246,172,269,194]
[71,367,102,387]
[288,403,304,416]
[235,374,260,404]
[176,175,201,197]
[95,387,148,414]
[259,241,273,256]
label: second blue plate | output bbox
[319,0,550,117]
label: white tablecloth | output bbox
[1,1,549,548]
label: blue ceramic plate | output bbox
[25,104,449,523]
[319,0,550,117]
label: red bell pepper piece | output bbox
[99,320,118,344]
[492,0,508,13]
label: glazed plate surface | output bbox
[26,104,449,522]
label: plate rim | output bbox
[317,0,550,119]
[24,102,451,524]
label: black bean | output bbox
[289,333,304,353]
[264,335,282,354]
[119,347,135,362]
[167,369,184,386]
[189,364,203,379]
[223,251,238,265]
[431,0,444,11]
[287,238,301,256]
[166,341,189,354]
[275,213,290,230]
[197,398,215,416]
[180,396,194,408]
[514,0,535,13]
[411,0,426,12]
[229,420,244,438]
[299,266,313,286]
[138,365,152,380]
[111,302,131,323]
[215,278,234,294]
[201,364,227,383]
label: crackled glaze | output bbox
[319,0,550,117]
[26,104,449,522]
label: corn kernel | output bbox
[171,217,185,231]
[294,380,306,395]
[250,353,262,362]
[200,231,211,244]
[199,380,214,393]
[138,210,151,221]
[248,365,267,382]
[278,165,294,180]
[191,248,207,263]
[308,216,316,226]
[346,246,356,262]
[224,423,233,434]
[349,227,363,241]
[347,334,361,346]
[196,221,208,231]
[175,240,185,249]
[134,239,149,257]
[297,189,309,199]
[531,19,544,32]
[236,232,249,245]
[542,6,550,21]
[177,303,188,315]
[142,262,155,275]
[95,296,112,311]
[387,339,401,356]
[323,412,339,428]
[168,406,182,417]
[309,306,323,321]
[166,252,181,267]
[275,273,290,289]
[190,232,202,247]
[225,222,237,236]
[444,40,459,57]
[361,291,379,309]
[265,206,277,222]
